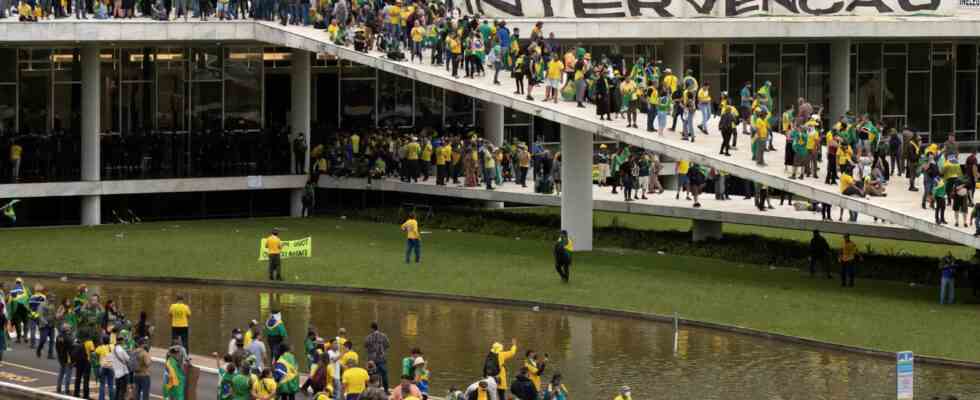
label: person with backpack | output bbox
[110,337,131,400]
[509,367,537,400]
[484,339,517,400]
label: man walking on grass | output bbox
[401,213,421,264]
[266,228,283,281]
[553,230,572,283]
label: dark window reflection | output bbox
[341,79,376,128]
[414,81,442,129]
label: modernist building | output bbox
[2,4,980,250]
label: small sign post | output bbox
[897,351,914,400]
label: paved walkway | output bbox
[0,341,219,399]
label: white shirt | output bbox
[110,345,131,379]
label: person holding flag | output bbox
[265,310,288,362]
[1,199,18,226]
[8,277,30,344]
[274,343,300,400]
[163,347,186,400]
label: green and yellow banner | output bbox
[259,237,313,260]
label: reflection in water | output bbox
[20,277,980,400]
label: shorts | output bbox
[679,174,690,187]
[548,79,561,89]
[739,105,751,121]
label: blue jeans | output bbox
[940,277,955,304]
[484,167,494,189]
[98,367,114,400]
[698,103,711,131]
[134,375,151,400]
[57,364,73,394]
[657,111,668,131]
[683,110,695,140]
[405,239,420,263]
[373,359,389,392]
[27,319,38,347]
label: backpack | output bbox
[482,352,500,378]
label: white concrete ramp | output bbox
[258,22,978,249]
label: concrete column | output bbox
[291,49,312,174]
[481,102,504,146]
[81,47,101,226]
[830,39,851,125]
[290,189,304,217]
[691,219,723,242]
[662,40,685,76]
[560,125,593,251]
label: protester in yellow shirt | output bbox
[265,228,283,281]
[753,110,769,166]
[401,213,421,264]
[839,234,860,287]
[252,369,278,400]
[169,295,191,351]
[341,359,370,396]
[10,142,22,182]
[544,56,564,103]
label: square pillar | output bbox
[481,102,504,147]
[560,125,593,251]
[662,40,685,76]
[830,39,851,125]
[291,49,312,174]
[81,47,101,226]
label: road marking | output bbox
[2,361,164,399]
[1,361,57,376]
[0,370,38,383]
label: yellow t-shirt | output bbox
[10,145,22,161]
[169,303,191,328]
[839,173,854,194]
[266,235,282,255]
[411,27,424,43]
[387,5,401,24]
[806,131,819,150]
[754,118,769,140]
[351,134,360,154]
[95,345,112,368]
[327,24,339,39]
[339,350,359,367]
[546,60,563,80]
[405,142,420,160]
[841,241,858,262]
[449,38,462,54]
[401,219,419,240]
[341,367,370,395]
[677,160,690,174]
[697,88,711,103]
[253,378,278,399]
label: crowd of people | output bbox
[0,276,592,400]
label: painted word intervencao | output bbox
[462,0,951,18]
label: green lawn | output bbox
[2,216,978,362]
[505,206,975,259]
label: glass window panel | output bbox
[20,48,51,63]
[685,44,702,56]
[19,70,49,132]
[414,81,443,129]
[191,47,222,81]
[505,107,531,125]
[445,90,474,128]
[504,125,531,146]
[780,56,805,112]
[122,48,156,82]
[884,43,906,54]
[729,56,754,105]
[52,48,81,82]
[101,59,119,133]
[314,72,339,131]
[958,44,977,71]
[702,43,727,75]
[225,49,263,131]
[191,81,222,132]
[263,47,292,69]
[683,56,701,81]
[932,53,953,114]
[0,48,16,82]
[782,44,805,55]
[533,117,560,143]
[907,72,929,133]
[591,46,611,59]
[378,71,413,128]
[806,74,829,115]
[882,55,906,116]
[856,73,882,118]
[931,115,953,142]
[957,72,976,131]
[341,61,375,78]
[755,44,779,74]
[158,62,187,132]
[730,44,754,56]
[340,79,376,128]
[858,43,882,72]
[807,43,830,73]
[909,43,930,71]
[122,83,153,134]
[882,116,905,132]
[0,85,15,132]
[52,83,81,133]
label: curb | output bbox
[5,270,980,371]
